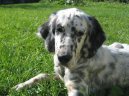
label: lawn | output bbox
[0,2,129,96]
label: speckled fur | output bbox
[15,8,129,96]
[37,8,129,96]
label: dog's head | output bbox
[38,8,106,67]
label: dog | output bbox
[13,8,129,96]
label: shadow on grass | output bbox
[0,3,55,10]
[90,86,129,96]
[0,87,9,96]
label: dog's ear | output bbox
[38,22,49,39]
[87,16,106,57]
[38,21,55,52]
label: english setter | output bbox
[14,8,129,96]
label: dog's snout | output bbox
[58,54,72,64]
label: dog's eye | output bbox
[77,31,84,36]
[56,24,65,33]
[57,27,64,32]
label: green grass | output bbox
[0,2,129,96]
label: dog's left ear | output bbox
[87,16,106,57]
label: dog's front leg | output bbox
[67,88,84,96]
[12,73,49,91]
[65,80,88,96]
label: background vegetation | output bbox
[0,0,128,4]
[39,0,129,5]
[0,1,129,96]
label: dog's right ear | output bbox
[37,22,49,39]
[37,21,55,52]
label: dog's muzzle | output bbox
[57,45,72,64]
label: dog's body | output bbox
[14,8,129,96]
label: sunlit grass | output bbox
[0,2,129,96]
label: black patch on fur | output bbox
[78,37,81,42]
[87,16,106,58]
[115,44,124,49]
[39,18,57,52]
[75,15,82,20]
[60,45,65,49]
[67,24,70,28]
[45,33,55,52]
[60,66,65,78]
[75,43,77,49]
[68,17,70,20]
[56,24,65,32]
[39,22,49,39]
[75,24,78,26]
[71,45,73,51]
[71,27,76,32]
[56,24,65,34]
[109,63,115,70]
[77,31,84,37]
[71,21,74,25]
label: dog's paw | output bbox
[12,83,25,91]
[12,73,50,91]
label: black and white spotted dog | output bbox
[14,8,129,96]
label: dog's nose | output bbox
[58,55,72,64]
